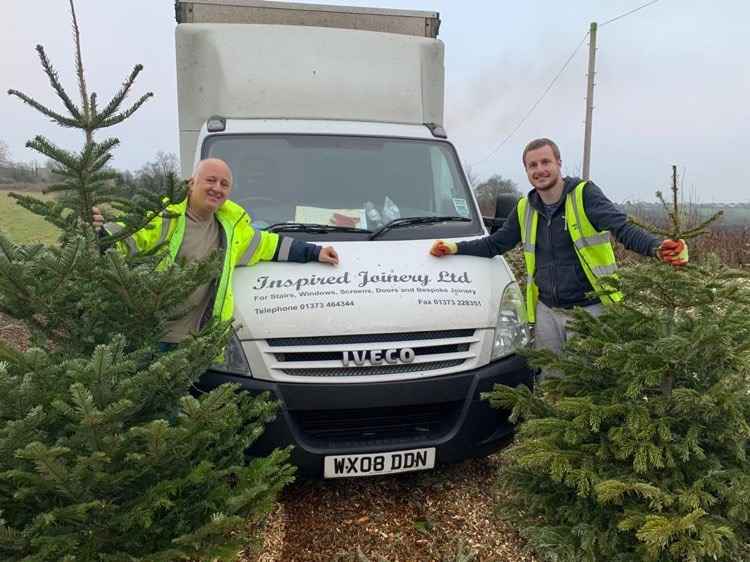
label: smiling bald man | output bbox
[94,158,339,345]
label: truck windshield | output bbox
[202,134,481,240]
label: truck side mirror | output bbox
[482,216,503,232]
[483,192,519,234]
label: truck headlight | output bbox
[491,281,531,361]
[211,331,252,376]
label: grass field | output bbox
[0,190,60,245]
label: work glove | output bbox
[658,239,689,266]
[430,240,458,257]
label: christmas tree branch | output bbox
[655,191,676,233]
[89,92,98,120]
[630,167,724,244]
[661,310,675,399]
[0,338,28,366]
[626,214,652,232]
[69,0,90,123]
[0,241,40,318]
[34,45,81,120]
[7,90,80,129]
[8,193,69,231]
[670,166,681,234]
[98,93,154,129]
[680,213,724,240]
[627,214,671,238]
[102,251,140,312]
[40,165,76,182]
[90,153,114,175]
[44,180,82,194]
[86,139,119,175]
[25,136,79,169]
[48,238,86,296]
[96,64,152,122]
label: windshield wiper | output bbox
[369,216,471,240]
[266,222,372,234]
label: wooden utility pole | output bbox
[582,21,598,180]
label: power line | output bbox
[469,32,589,168]
[469,0,662,169]
[600,0,661,27]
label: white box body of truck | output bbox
[175,1,532,478]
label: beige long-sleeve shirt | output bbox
[161,211,220,343]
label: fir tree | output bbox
[0,2,294,560]
[487,169,750,561]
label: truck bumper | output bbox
[196,353,533,476]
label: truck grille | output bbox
[291,401,463,447]
[267,329,474,346]
[260,329,480,380]
[280,359,465,377]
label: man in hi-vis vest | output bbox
[94,158,339,346]
[430,138,687,368]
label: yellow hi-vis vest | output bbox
[104,197,281,324]
[517,181,623,324]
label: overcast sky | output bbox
[2,0,748,202]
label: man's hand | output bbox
[91,206,104,231]
[318,246,339,265]
[430,240,457,257]
[658,239,689,266]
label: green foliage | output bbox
[0,226,225,355]
[488,257,750,561]
[0,2,294,559]
[489,173,749,561]
[0,336,294,561]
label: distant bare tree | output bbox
[0,140,11,164]
[137,150,179,179]
[474,174,520,217]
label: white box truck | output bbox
[175,0,532,478]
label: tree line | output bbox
[0,139,178,189]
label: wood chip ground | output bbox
[241,454,536,562]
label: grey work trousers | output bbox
[533,300,604,381]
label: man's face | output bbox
[189,159,233,214]
[524,145,562,192]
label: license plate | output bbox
[324,447,436,478]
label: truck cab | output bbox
[176,0,533,478]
